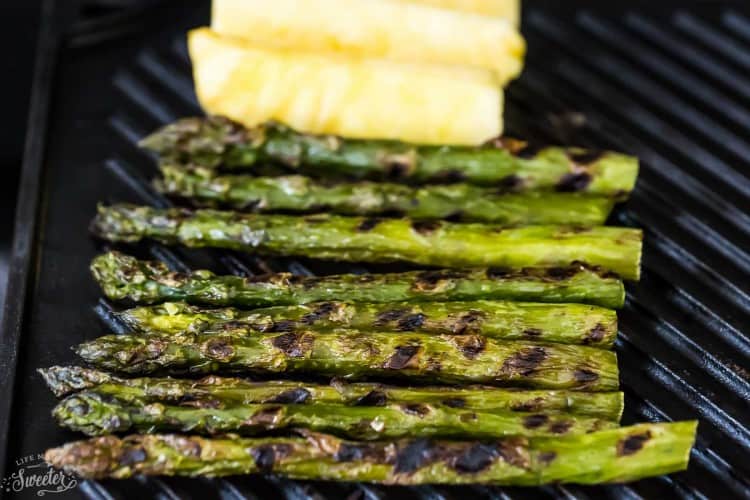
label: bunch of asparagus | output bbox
[43,117,697,486]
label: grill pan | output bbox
[1,0,748,498]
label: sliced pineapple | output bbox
[189,28,503,145]
[402,0,520,25]
[211,0,525,85]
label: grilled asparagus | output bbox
[40,366,625,420]
[118,300,618,348]
[141,117,639,198]
[91,205,643,280]
[51,390,616,439]
[75,332,618,390]
[45,422,697,483]
[92,252,626,308]
[156,165,616,226]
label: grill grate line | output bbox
[113,70,179,124]
[625,13,750,103]
[674,12,750,70]
[506,79,750,304]
[136,50,201,113]
[578,13,750,133]
[529,12,750,200]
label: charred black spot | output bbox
[385,345,420,370]
[453,310,484,335]
[584,323,608,344]
[118,447,147,466]
[374,308,409,326]
[271,332,313,358]
[538,451,557,465]
[516,143,545,159]
[545,266,579,280]
[397,313,426,331]
[442,398,466,408]
[574,369,599,384]
[267,320,297,333]
[355,390,388,407]
[401,403,431,418]
[523,328,543,338]
[486,267,513,279]
[568,149,604,165]
[252,445,276,472]
[336,443,385,462]
[617,432,652,456]
[386,161,411,179]
[433,169,466,183]
[497,174,524,192]
[444,211,465,222]
[203,338,235,361]
[454,335,487,360]
[502,347,548,376]
[556,172,592,192]
[394,438,446,474]
[300,302,338,324]
[511,397,544,412]
[452,444,500,474]
[412,220,442,235]
[264,388,311,404]
[549,420,574,434]
[523,414,549,429]
[414,270,468,289]
[357,218,381,232]
[248,406,283,425]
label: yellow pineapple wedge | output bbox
[189,28,503,146]
[211,0,525,85]
[403,0,520,25]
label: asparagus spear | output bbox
[39,366,625,421]
[119,300,618,348]
[74,332,619,390]
[91,205,643,280]
[156,165,616,226]
[92,251,626,309]
[51,390,616,439]
[140,117,639,199]
[45,422,697,483]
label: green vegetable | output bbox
[90,205,643,280]
[141,117,639,198]
[74,332,619,390]
[39,366,625,421]
[156,165,616,226]
[92,252,626,308]
[118,300,618,348]
[51,390,616,439]
[45,422,697,483]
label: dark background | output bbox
[0,2,41,317]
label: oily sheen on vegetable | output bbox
[90,205,643,280]
[45,422,697,484]
[142,116,639,198]
[118,300,618,348]
[91,251,626,308]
